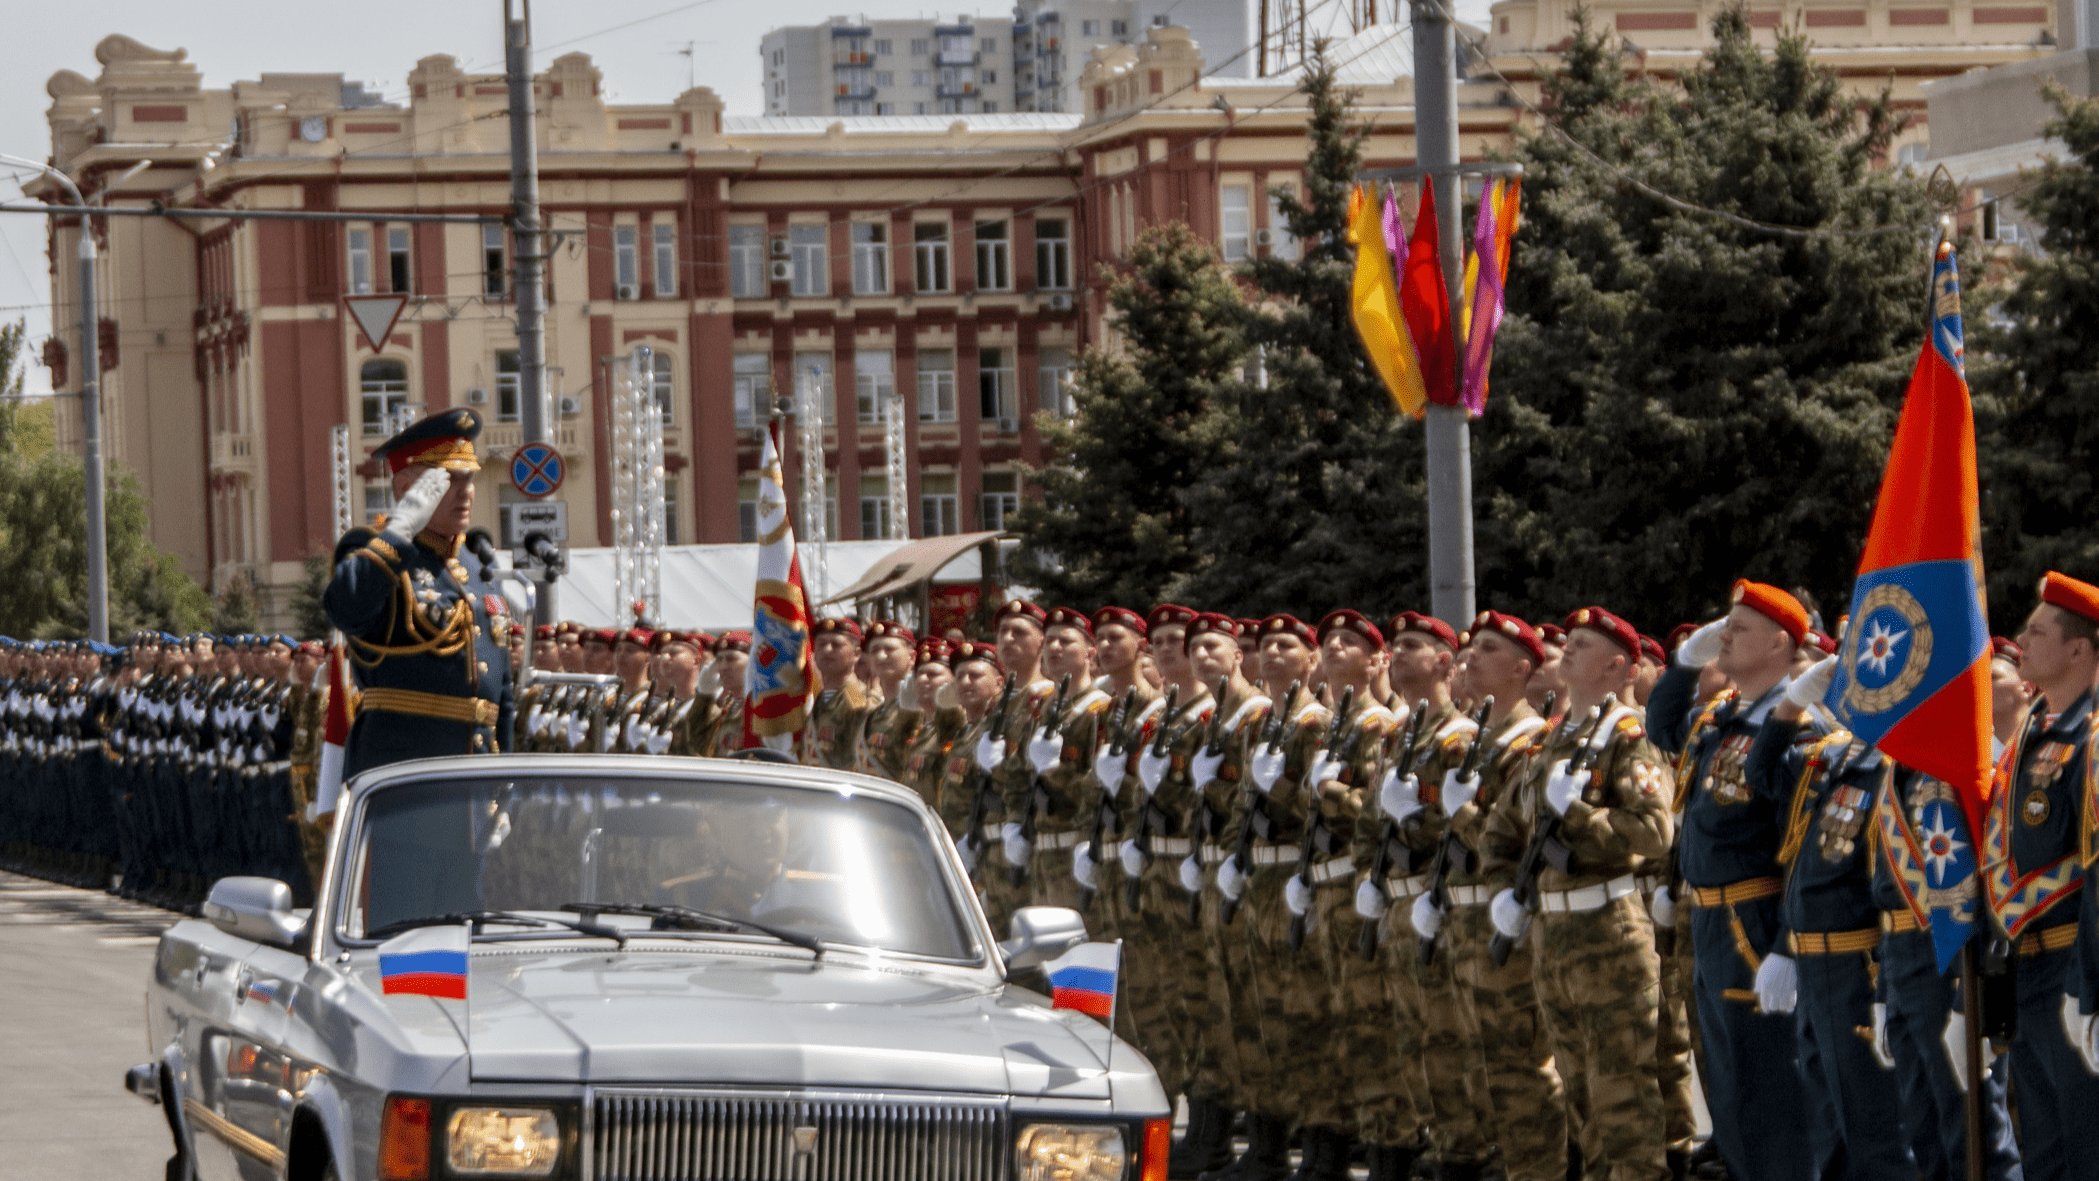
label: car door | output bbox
[156,921,270,1181]
[221,938,308,1179]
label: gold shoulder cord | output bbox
[1671,690,1736,815]
[347,570,476,669]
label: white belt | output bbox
[1251,844,1301,867]
[1634,873,1662,895]
[1384,872,1431,898]
[1311,856,1354,885]
[1033,830,1083,851]
[1201,842,1231,865]
[1149,837,1193,858]
[1448,884,1495,906]
[1539,874,1639,914]
[1094,839,1123,860]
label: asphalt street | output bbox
[0,870,178,1179]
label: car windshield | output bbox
[340,774,978,961]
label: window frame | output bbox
[732,352,770,430]
[347,227,374,296]
[916,349,957,423]
[1034,217,1071,289]
[851,222,890,296]
[1220,186,1251,262]
[973,220,1011,291]
[913,222,952,294]
[855,349,896,424]
[653,222,678,299]
[358,358,409,437]
[482,224,507,298]
[495,349,521,423]
[790,223,829,298]
[729,225,767,298]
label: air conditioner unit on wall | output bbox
[465,387,488,405]
[1254,228,1274,247]
[769,259,794,282]
[1045,292,1072,311]
[558,395,582,416]
[995,416,1018,434]
[771,238,792,257]
[616,283,638,301]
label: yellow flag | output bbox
[1347,185,1427,417]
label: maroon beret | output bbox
[1318,609,1386,652]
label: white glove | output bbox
[527,705,547,736]
[975,733,1007,773]
[698,662,721,696]
[1441,769,1480,816]
[1073,842,1099,889]
[622,716,643,750]
[1119,841,1147,878]
[1871,1002,1897,1070]
[566,717,587,748]
[1249,746,1286,794]
[1001,822,1031,867]
[646,730,672,755]
[1785,655,1838,710]
[1027,727,1062,773]
[1355,878,1388,920]
[1945,1011,1971,1092]
[1284,875,1311,917]
[1178,855,1202,894]
[1544,761,1589,817]
[1649,885,1677,928]
[1306,752,1339,789]
[1136,749,1171,796]
[1379,771,1424,825]
[2062,993,2099,1075]
[1191,748,1226,788]
[957,837,979,874]
[1676,618,1727,668]
[386,466,451,539]
[1410,892,1442,938]
[1489,888,1528,939]
[1094,747,1128,794]
[897,675,919,712]
[1217,857,1246,901]
[1754,953,1799,1015]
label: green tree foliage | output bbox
[1010,221,1246,609]
[1972,88,2099,630]
[1477,9,1933,630]
[211,569,260,635]
[289,554,333,641]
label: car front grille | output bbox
[590,1088,1009,1181]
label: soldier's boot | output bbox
[1366,1142,1418,1181]
[1204,1114,1293,1181]
[1688,1140,1727,1181]
[1290,1126,1352,1181]
[1170,1096,1236,1179]
[1434,1158,1486,1181]
[1667,1149,1690,1181]
[1565,1140,1582,1181]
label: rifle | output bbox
[1079,686,1142,912]
[1417,694,1507,966]
[1357,698,1444,961]
[1489,704,1613,966]
[1010,674,1075,886]
[1220,680,1300,926]
[1288,686,1357,950]
[1123,686,1197,910]
[1188,677,1235,923]
[960,673,1020,869]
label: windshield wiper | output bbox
[562,901,824,959]
[367,909,628,946]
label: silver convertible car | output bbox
[126,754,1168,1181]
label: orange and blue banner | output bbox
[1045,941,1121,1024]
[1822,238,1991,969]
[748,421,813,740]
[378,925,469,1001]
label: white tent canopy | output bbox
[533,541,984,630]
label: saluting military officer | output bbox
[893,637,961,805]
[857,621,922,781]
[805,617,875,770]
[321,408,514,777]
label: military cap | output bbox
[1638,635,1667,666]
[583,628,618,647]
[915,636,954,667]
[865,620,916,646]
[1044,606,1094,638]
[534,624,557,641]
[1564,606,1640,658]
[615,628,654,649]
[375,406,483,474]
[1259,613,1317,646]
[1803,628,1838,656]
[1462,611,1546,664]
[1235,617,1263,637]
[651,630,708,653]
[949,640,1003,673]
[1392,610,1459,651]
[1318,609,1386,651]
[555,621,582,636]
[994,599,1048,630]
[2039,571,2099,625]
[1147,604,1198,633]
[298,640,325,656]
[1991,636,2022,666]
[1536,623,1567,648]
[812,617,865,643]
[713,630,753,654]
[1092,607,1147,637]
[1664,623,1698,655]
[1185,612,1241,649]
[1731,579,1811,646]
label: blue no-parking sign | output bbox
[510,442,565,499]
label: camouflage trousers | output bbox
[1022,837,1087,913]
[1530,894,1668,1181]
[1220,857,1314,1117]
[1119,842,1201,1100]
[971,823,1022,940]
[1444,899,1568,1181]
[1191,849,1259,1107]
[1332,885,1423,1150]
[1263,863,1358,1131]
[1653,898,1697,1153]
[1384,877,1494,1163]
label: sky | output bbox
[2,0,1492,398]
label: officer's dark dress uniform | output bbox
[322,409,513,777]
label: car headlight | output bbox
[1015,1123,1129,1181]
[446,1106,562,1177]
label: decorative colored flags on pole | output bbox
[1459,178,1521,416]
[1398,182,1459,408]
[1347,185,1428,417]
[1044,940,1122,1024]
[1821,237,1990,970]
[747,421,813,741]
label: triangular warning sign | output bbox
[345,295,410,351]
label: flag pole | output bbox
[1961,941,1984,1181]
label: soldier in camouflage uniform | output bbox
[1004,607,1112,912]
[804,617,875,770]
[894,637,961,806]
[1071,607,1161,962]
[936,642,1016,902]
[683,631,751,757]
[972,601,1057,931]
[857,621,920,780]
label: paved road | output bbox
[0,871,179,1179]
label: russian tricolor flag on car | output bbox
[378,925,470,1000]
[1044,941,1120,1024]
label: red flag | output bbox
[1398,184,1458,408]
[311,643,353,818]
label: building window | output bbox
[1035,217,1071,289]
[364,483,392,520]
[733,353,769,430]
[917,349,957,422]
[872,39,892,54]
[662,477,679,545]
[1038,347,1073,417]
[859,474,892,540]
[614,226,640,298]
[1266,189,1301,261]
[912,70,930,86]
[914,223,951,293]
[729,226,767,298]
[347,228,373,295]
[1081,19,1099,34]
[359,358,408,436]
[791,224,828,297]
[979,347,1016,426]
[855,349,895,424]
[921,472,959,536]
[981,36,998,52]
[974,220,1011,291]
[1221,186,1251,262]
[386,228,412,294]
[483,224,507,297]
[495,349,520,423]
[875,102,895,115]
[983,101,997,112]
[653,223,678,298]
[913,102,928,115]
[982,69,998,84]
[981,470,1019,530]
[738,477,761,542]
[874,70,895,86]
[852,222,889,295]
[651,351,676,426]
[795,352,833,425]
[1111,19,1129,35]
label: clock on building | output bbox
[299,116,328,143]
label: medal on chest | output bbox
[1702,732,1756,806]
[2024,741,2075,791]
[1816,782,1872,863]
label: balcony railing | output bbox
[935,48,979,66]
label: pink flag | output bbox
[1460,178,1516,416]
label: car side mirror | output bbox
[202,877,306,949]
[999,906,1087,971]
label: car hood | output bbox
[361,945,1142,1103]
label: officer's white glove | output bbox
[1649,885,1678,928]
[1785,656,1839,710]
[1284,875,1312,917]
[1441,768,1480,816]
[975,733,1007,773]
[2062,993,2099,1075]
[1544,761,1589,817]
[622,717,643,750]
[1027,727,1063,774]
[1945,1011,1972,1092]
[1073,842,1099,889]
[697,662,721,697]
[1119,841,1147,878]
[1410,893,1443,939]
[1217,857,1246,901]
[1249,746,1286,794]
[1136,748,1171,796]
[566,717,587,749]
[1094,747,1128,794]
[1355,878,1388,921]
[1754,953,1799,1015]
[1178,855,1202,894]
[386,466,451,539]
[1871,1002,1897,1070]
[1306,752,1339,790]
[897,676,920,712]
[1379,771,1425,826]
[1001,821,1031,867]
[1489,888,1528,939]
[1676,618,1728,668]
[1191,747,1226,789]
